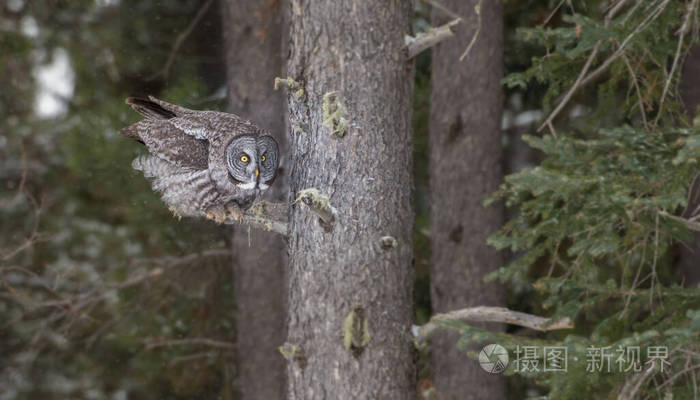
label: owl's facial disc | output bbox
[225,136,259,189]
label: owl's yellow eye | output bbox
[261,155,266,162]
[240,155,249,163]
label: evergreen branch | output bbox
[538,40,602,133]
[573,0,671,92]
[538,0,671,132]
[416,306,573,344]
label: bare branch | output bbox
[145,337,236,350]
[659,210,700,232]
[295,188,336,230]
[537,40,602,132]
[542,0,566,27]
[605,0,632,26]
[617,364,657,400]
[404,18,461,60]
[1,194,45,261]
[416,306,573,344]
[222,200,288,236]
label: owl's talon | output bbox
[205,209,227,224]
[225,204,243,221]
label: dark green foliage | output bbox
[0,1,234,398]
[447,1,700,398]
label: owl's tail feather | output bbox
[125,97,177,120]
[118,121,145,142]
[125,96,195,120]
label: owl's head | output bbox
[225,135,279,191]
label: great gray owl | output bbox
[118,96,280,222]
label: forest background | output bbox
[1,0,699,399]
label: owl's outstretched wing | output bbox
[125,96,265,144]
[119,118,208,170]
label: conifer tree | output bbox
[433,1,700,398]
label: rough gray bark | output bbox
[222,1,287,399]
[428,1,506,399]
[678,45,700,288]
[284,1,415,398]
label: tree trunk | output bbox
[428,1,506,399]
[222,1,287,399]
[678,45,700,288]
[284,1,415,398]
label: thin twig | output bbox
[576,0,670,90]
[1,195,44,261]
[0,141,27,208]
[416,306,573,344]
[459,0,483,61]
[621,235,648,319]
[617,363,658,400]
[537,41,602,132]
[650,212,660,310]
[622,54,650,128]
[423,0,462,20]
[547,239,561,277]
[542,0,566,27]
[605,0,632,26]
[147,0,214,81]
[655,362,700,391]
[653,0,698,124]
[538,0,670,132]
[659,210,700,231]
[145,337,236,350]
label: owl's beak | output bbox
[255,169,259,178]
